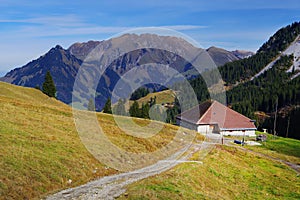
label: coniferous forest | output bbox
[189,22,300,139]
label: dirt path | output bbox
[46,147,190,200]
[46,135,299,199]
[46,134,221,200]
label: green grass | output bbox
[246,131,300,164]
[119,145,300,200]
[0,82,189,199]
[257,132,300,157]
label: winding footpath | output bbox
[46,134,299,200]
[46,134,221,200]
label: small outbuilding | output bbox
[176,100,256,136]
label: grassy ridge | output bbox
[0,82,185,199]
[119,145,300,199]
[128,90,175,107]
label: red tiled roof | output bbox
[176,100,212,124]
[177,100,256,130]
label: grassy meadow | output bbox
[119,144,300,200]
[0,82,187,199]
[246,132,300,165]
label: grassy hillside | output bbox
[119,144,300,199]
[246,132,300,165]
[0,82,185,199]
[129,90,175,106]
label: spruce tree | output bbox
[103,98,112,114]
[87,98,95,111]
[113,99,127,116]
[141,103,150,119]
[129,101,140,117]
[42,71,56,98]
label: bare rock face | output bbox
[68,41,101,61]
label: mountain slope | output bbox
[1,34,248,110]
[220,22,300,84]
[225,24,300,139]
[206,46,240,67]
[0,81,191,199]
[0,81,112,199]
[0,45,81,104]
[251,35,300,80]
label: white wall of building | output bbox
[197,125,210,134]
[220,130,256,137]
[178,119,256,137]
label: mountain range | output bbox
[0,34,252,110]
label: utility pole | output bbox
[273,98,278,139]
[286,115,290,138]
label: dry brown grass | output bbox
[0,82,190,199]
[127,89,176,108]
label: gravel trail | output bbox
[46,134,221,200]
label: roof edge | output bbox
[196,100,216,124]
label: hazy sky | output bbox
[0,0,299,76]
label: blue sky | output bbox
[0,0,300,76]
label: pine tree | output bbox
[87,98,95,111]
[113,99,127,116]
[141,103,150,119]
[42,71,56,98]
[103,98,112,114]
[149,96,157,107]
[129,101,140,117]
[292,65,295,74]
[150,104,165,122]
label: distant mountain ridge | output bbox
[206,46,253,66]
[0,45,82,104]
[231,50,254,59]
[68,40,101,61]
[68,40,252,66]
[0,34,250,109]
